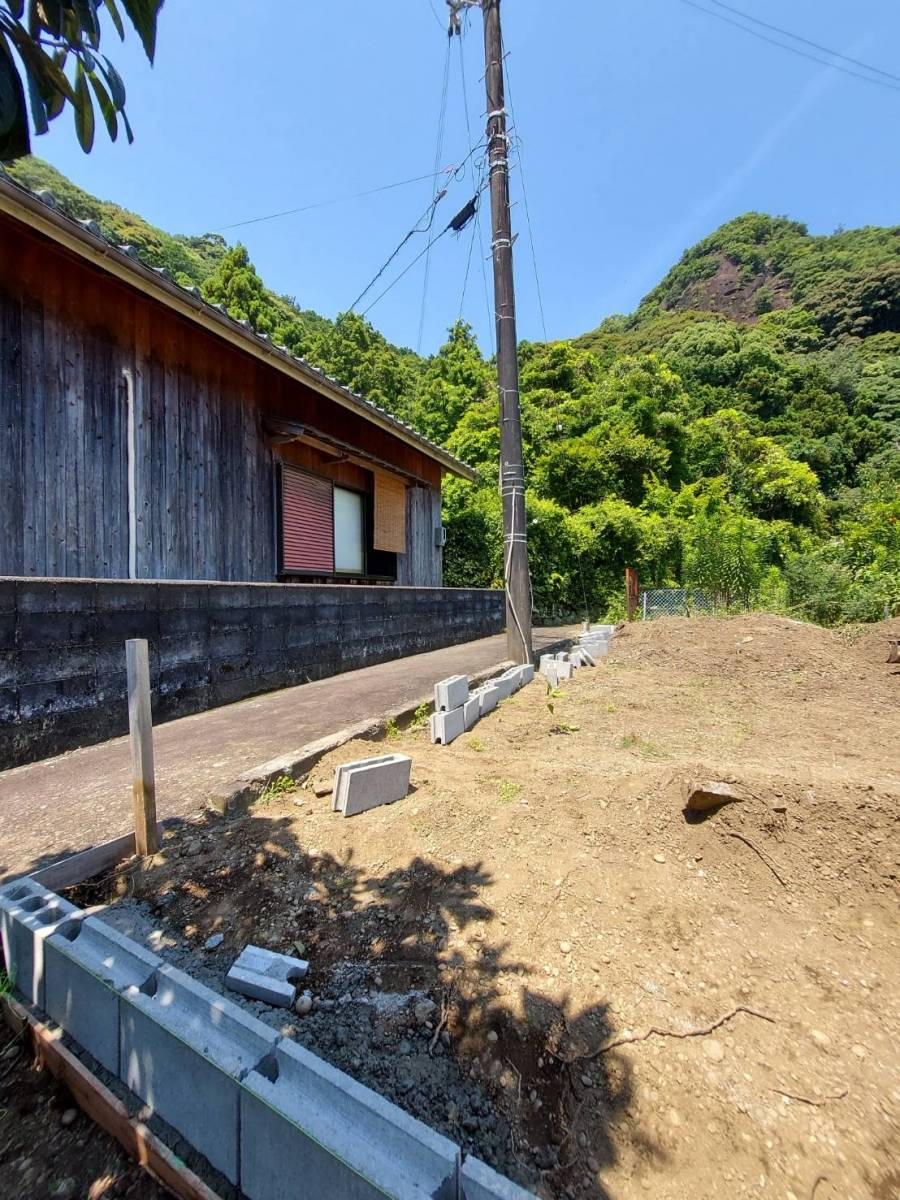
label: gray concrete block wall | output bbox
[121,964,279,1184]
[1,878,536,1200]
[0,578,505,768]
[240,1037,460,1200]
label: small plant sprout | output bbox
[409,702,431,731]
[258,774,297,805]
[498,779,522,804]
[469,736,485,752]
[385,717,401,741]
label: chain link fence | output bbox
[638,587,713,620]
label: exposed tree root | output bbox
[555,1004,776,1064]
[727,831,788,886]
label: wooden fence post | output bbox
[625,568,639,622]
[125,639,158,856]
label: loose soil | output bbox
[0,1018,170,1199]
[73,615,899,1200]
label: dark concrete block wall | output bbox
[0,578,505,769]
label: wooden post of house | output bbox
[626,568,640,622]
[125,639,158,856]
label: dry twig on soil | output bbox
[727,831,788,886]
[811,1176,829,1199]
[772,1087,848,1107]
[555,1004,776,1063]
[428,993,450,1056]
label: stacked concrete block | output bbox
[538,654,556,675]
[332,754,412,817]
[44,915,161,1074]
[0,877,79,1007]
[473,682,502,716]
[430,706,466,746]
[240,1036,460,1200]
[434,674,469,712]
[225,944,309,1008]
[463,695,481,731]
[121,963,279,1183]
[461,1155,538,1200]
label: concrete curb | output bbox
[1,880,536,1200]
[208,659,518,817]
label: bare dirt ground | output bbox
[75,615,899,1200]
[0,1019,170,1200]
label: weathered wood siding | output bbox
[397,487,443,587]
[0,216,444,585]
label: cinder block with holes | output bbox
[430,707,466,746]
[460,1154,537,1199]
[240,1036,460,1200]
[121,963,279,1183]
[433,674,469,713]
[44,915,161,1074]
[225,944,309,1008]
[332,754,412,818]
[473,682,502,716]
[0,878,79,1008]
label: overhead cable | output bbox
[702,0,900,85]
[214,170,454,232]
[679,0,900,93]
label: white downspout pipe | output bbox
[122,367,138,580]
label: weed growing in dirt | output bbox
[409,702,431,731]
[385,718,400,741]
[604,701,619,713]
[497,779,522,804]
[0,966,15,997]
[258,774,297,805]
[619,732,666,757]
[468,737,485,752]
[551,721,581,735]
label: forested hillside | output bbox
[9,159,898,624]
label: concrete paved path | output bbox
[0,627,574,880]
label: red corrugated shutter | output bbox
[281,465,334,573]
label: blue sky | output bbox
[29,0,900,355]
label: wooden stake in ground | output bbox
[626,568,639,621]
[125,638,158,856]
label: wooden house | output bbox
[0,172,477,587]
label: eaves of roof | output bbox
[0,173,478,483]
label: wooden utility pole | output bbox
[126,638,158,856]
[480,0,533,665]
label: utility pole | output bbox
[479,0,533,664]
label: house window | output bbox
[333,487,365,574]
[278,463,398,580]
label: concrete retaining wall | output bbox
[0,877,535,1199]
[0,577,505,769]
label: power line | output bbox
[456,16,496,358]
[679,0,900,94]
[501,38,549,344]
[214,170,451,232]
[417,39,453,354]
[347,144,485,314]
[702,0,900,85]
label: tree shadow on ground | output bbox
[11,809,667,1200]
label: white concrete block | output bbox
[0,879,79,1008]
[122,964,278,1183]
[555,660,573,680]
[226,944,309,1007]
[461,1154,537,1199]
[540,662,559,687]
[430,707,465,745]
[463,696,480,731]
[433,674,469,712]
[473,683,501,715]
[333,754,412,816]
[240,1037,460,1200]
[539,654,556,674]
[44,915,161,1074]
[491,673,515,700]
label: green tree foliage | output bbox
[0,1,163,159]
[9,159,896,626]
